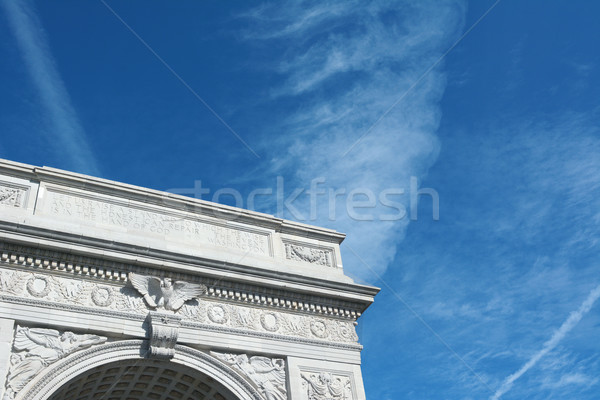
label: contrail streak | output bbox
[490,283,600,399]
[2,0,101,175]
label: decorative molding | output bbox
[0,242,363,319]
[0,293,363,359]
[284,242,334,268]
[18,340,264,400]
[0,267,360,346]
[0,183,28,208]
[3,326,106,400]
[301,370,354,400]
[211,351,287,400]
[148,311,181,359]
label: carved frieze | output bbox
[211,351,287,400]
[0,267,360,346]
[3,326,106,400]
[301,371,354,400]
[284,243,333,268]
[0,242,362,319]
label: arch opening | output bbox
[47,358,240,400]
[17,341,260,400]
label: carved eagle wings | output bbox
[128,273,207,312]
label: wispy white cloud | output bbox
[243,0,466,281]
[373,113,600,398]
[490,284,600,399]
[1,0,100,175]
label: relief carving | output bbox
[260,311,280,332]
[3,326,106,400]
[0,270,27,295]
[301,371,353,400]
[1,243,359,319]
[310,320,328,339]
[128,272,207,312]
[285,243,332,267]
[148,312,181,359]
[232,306,258,329]
[179,299,206,322]
[212,352,287,400]
[0,186,25,208]
[207,304,229,324]
[91,285,114,307]
[0,268,360,346]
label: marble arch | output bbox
[0,159,378,400]
[19,340,260,400]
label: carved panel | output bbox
[3,326,106,400]
[211,351,287,400]
[0,183,28,208]
[284,243,334,268]
[301,370,355,400]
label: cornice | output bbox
[0,159,345,243]
[0,240,368,319]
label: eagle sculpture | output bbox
[128,272,207,312]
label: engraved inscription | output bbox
[46,191,268,255]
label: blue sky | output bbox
[1,1,599,399]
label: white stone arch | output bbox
[17,340,264,400]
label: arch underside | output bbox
[47,358,239,400]
[18,341,261,400]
